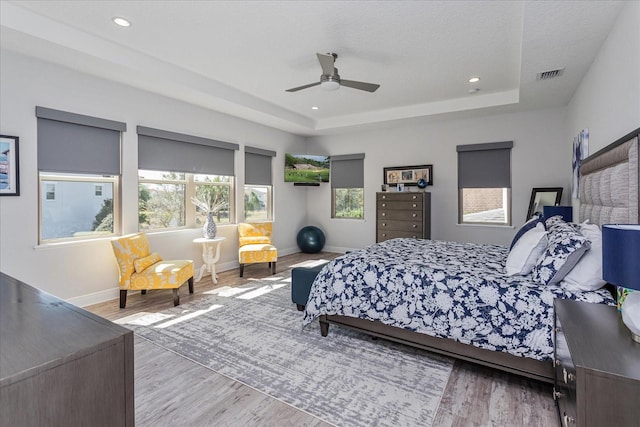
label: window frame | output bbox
[38,172,121,243]
[332,187,364,219]
[138,169,234,232]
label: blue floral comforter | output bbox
[303,238,615,361]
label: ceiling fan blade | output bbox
[316,53,336,76]
[340,80,380,92]
[285,82,321,92]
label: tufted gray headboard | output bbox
[579,128,640,226]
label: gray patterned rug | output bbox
[117,270,453,427]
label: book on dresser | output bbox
[376,191,431,242]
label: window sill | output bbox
[457,223,515,229]
[34,236,115,251]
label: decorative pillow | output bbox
[505,222,548,276]
[509,214,544,250]
[134,252,163,273]
[561,223,606,291]
[532,221,591,286]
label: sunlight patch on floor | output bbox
[155,304,223,328]
[114,311,175,326]
[204,286,257,297]
[290,259,330,268]
[236,283,288,300]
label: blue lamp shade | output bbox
[602,224,640,291]
[543,206,573,222]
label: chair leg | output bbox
[239,264,244,277]
[173,288,180,306]
[188,277,194,294]
[141,290,147,295]
[119,290,127,308]
[272,261,276,275]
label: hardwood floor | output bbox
[87,251,558,427]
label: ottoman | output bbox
[291,262,329,311]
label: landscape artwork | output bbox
[284,153,330,183]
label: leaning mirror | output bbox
[526,187,563,220]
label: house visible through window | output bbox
[457,141,513,225]
[331,153,365,219]
[36,106,125,243]
[244,147,275,221]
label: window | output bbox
[138,171,232,230]
[244,147,275,221]
[457,141,513,225]
[331,153,365,219]
[137,126,238,231]
[36,107,125,243]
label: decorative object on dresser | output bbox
[602,224,640,341]
[526,187,563,220]
[553,299,640,427]
[0,273,134,426]
[383,164,433,186]
[543,205,573,222]
[376,191,431,242]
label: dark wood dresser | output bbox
[0,272,134,426]
[376,191,431,242]
[553,299,640,427]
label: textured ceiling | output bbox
[0,1,625,135]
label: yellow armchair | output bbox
[238,222,278,277]
[111,233,194,308]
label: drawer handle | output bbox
[382,213,386,217]
[552,388,563,401]
[563,414,575,426]
[412,203,417,207]
[412,213,417,218]
[382,233,386,237]
[412,224,417,228]
[555,359,561,367]
[382,223,386,227]
[382,203,386,207]
[412,236,417,238]
[562,368,575,383]
[382,195,386,199]
[412,195,417,199]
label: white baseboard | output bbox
[68,288,121,308]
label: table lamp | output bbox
[543,205,573,222]
[602,224,640,343]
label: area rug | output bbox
[116,270,454,427]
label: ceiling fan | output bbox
[286,53,380,93]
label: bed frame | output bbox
[319,127,640,384]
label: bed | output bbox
[303,127,639,383]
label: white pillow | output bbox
[561,223,606,291]
[505,223,548,276]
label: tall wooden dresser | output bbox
[376,191,431,242]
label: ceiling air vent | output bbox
[537,68,565,80]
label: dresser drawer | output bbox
[377,200,423,211]
[378,210,423,221]
[377,230,423,242]
[377,193,423,202]
[377,220,423,232]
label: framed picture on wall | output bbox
[383,164,433,186]
[0,135,19,196]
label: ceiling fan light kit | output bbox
[286,53,380,93]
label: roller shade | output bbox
[36,106,125,175]
[137,126,239,176]
[457,141,513,188]
[245,146,276,186]
[331,153,365,188]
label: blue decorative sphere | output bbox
[417,178,427,189]
[296,226,326,253]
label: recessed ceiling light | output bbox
[311,106,319,110]
[468,77,480,83]
[112,17,131,27]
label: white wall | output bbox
[0,50,308,305]
[308,107,570,250]
[568,1,640,154]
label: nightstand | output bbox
[553,299,640,427]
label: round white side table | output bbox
[192,237,226,283]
